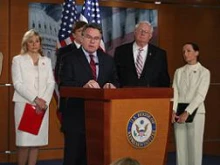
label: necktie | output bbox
[135,48,144,78]
[89,55,96,80]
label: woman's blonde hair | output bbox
[110,157,141,165]
[20,29,43,56]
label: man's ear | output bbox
[0,52,3,77]
[149,33,153,40]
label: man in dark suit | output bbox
[55,21,87,81]
[114,21,170,87]
[59,23,119,165]
[55,21,87,132]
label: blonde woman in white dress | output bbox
[11,29,55,165]
[172,42,210,165]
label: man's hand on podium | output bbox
[83,80,100,88]
[103,83,116,89]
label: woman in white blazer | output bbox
[11,29,55,165]
[171,42,210,165]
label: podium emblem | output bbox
[127,111,156,148]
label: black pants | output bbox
[61,98,87,165]
[63,130,87,165]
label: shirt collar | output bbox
[74,41,81,49]
[82,47,97,58]
[133,42,148,52]
[185,62,201,72]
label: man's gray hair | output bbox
[135,21,153,33]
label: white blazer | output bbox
[172,62,210,114]
[12,54,55,105]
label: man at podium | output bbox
[59,23,119,165]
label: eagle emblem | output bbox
[127,111,157,148]
[135,122,148,137]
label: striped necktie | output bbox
[135,48,144,79]
[89,55,96,80]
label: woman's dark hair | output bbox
[184,42,199,51]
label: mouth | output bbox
[88,45,95,49]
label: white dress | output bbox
[12,54,55,147]
[14,65,49,146]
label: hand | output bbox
[171,111,178,123]
[176,111,189,123]
[34,97,47,110]
[35,104,47,114]
[103,83,116,89]
[83,80,100,88]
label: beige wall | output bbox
[0,0,220,162]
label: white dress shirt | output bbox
[133,42,148,65]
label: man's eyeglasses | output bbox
[136,29,151,35]
[84,34,101,42]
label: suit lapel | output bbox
[144,44,154,66]
[71,43,77,50]
[38,56,47,90]
[141,44,154,78]
[127,43,138,77]
[22,54,33,67]
[77,48,94,78]
[96,51,104,82]
[129,43,136,69]
[21,55,35,82]
[187,64,200,88]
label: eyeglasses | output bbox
[84,34,101,42]
[136,29,151,35]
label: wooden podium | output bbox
[60,87,173,165]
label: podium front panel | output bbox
[110,98,170,165]
[84,98,171,165]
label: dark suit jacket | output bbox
[59,48,119,132]
[55,43,78,81]
[114,42,170,87]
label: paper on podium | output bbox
[18,103,45,135]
